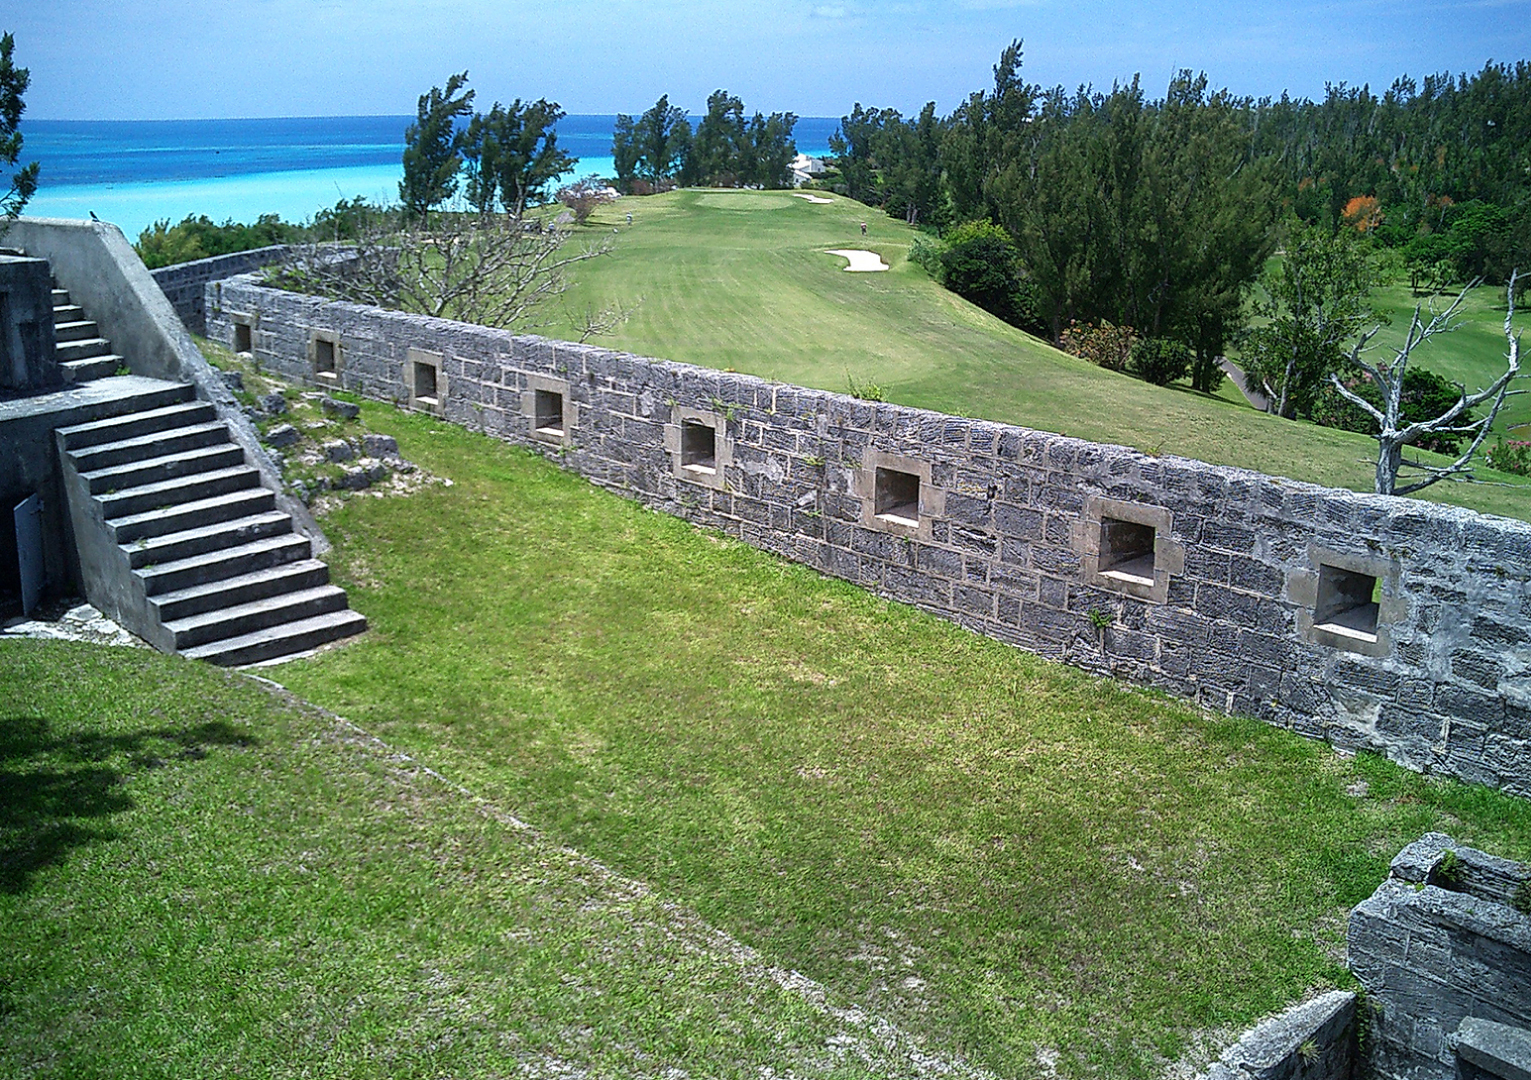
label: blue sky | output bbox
[12,0,1531,120]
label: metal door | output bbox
[14,493,43,616]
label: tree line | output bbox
[611,91,798,192]
[827,43,1526,492]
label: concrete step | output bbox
[150,558,332,623]
[124,510,293,569]
[70,420,231,473]
[83,442,247,495]
[52,303,85,324]
[54,319,100,343]
[57,337,114,363]
[52,288,71,306]
[180,608,367,667]
[137,533,312,596]
[109,487,276,544]
[165,585,351,649]
[57,399,215,451]
[61,355,124,383]
[97,464,262,519]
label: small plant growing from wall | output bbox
[846,372,884,401]
[1432,848,1463,888]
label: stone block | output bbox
[323,439,354,463]
[264,423,299,449]
[1455,1018,1531,1080]
[321,395,361,420]
[362,433,399,457]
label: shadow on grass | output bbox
[0,717,257,895]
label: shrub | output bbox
[907,234,946,280]
[939,220,1019,321]
[1131,338,1193,386]
[1059,320,1136,373]
[1486,436,1531,476]
[556,175,613,225]
[1310,366,1477,454]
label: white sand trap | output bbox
[826,249,889,272]
[792,192,834,204]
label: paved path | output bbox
[1218,357,1270,411]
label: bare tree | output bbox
[1330,274,1524,495]
[567,297,641,343]
[276,213,610,331]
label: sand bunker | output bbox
[791,192,834,204]
[825,249,889,272]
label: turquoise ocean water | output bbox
[18,115,838,244]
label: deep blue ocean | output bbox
[19,114,841,242]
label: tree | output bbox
[633,95,690,189]
[691,90,746,184]
[744,109,798,189]
[276,214,609,331]
[611,114,641,192]
[400,72,475,221]
[939,220,1021,321]
[461,98,574,215]
[1329,276,1523,495]
[0,32,37,222]
[1242,220,1376,417]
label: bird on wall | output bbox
[89,210,100,221]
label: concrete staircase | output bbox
[52,282,126,383]
[48,294,366,665]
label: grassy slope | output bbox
[555,190,1527,521]
[0,643,967,1080]
[256,408,1531,1079]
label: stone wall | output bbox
[1201,991,1357,1080]
[1349,834,1531,1080]
[209,276,1531,794]
[151,246,287,334]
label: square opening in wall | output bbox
[314,337,337,376]
[233,322,252,355]
[874,467,920,526]
[534,389,565,436]
[413,360,439,404]
[1099,517,1156,586]
[1314,563,1381,642]
[681,421,717,473]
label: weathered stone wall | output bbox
[151,246,287,334]
[1349,834,1531,1080]
[1200,991,1357,1080]
[210,276,1531,793]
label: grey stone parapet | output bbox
[208,275,1531,794]
[151,246,288,334]
[1349,835,1531,1080]
[1201,990,1357,1080]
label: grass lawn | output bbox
[190,406,1530,1078]
[0,643,976,1080]
[553,190,1528,522]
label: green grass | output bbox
[0,644,968,1079]
[555,190,1528,521]
[244,407,1531,1078]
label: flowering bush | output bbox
[1486,436,1531,476]
[1059,320,1136,373]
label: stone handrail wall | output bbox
[210,275,1531,793]
[150,245,289,334]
